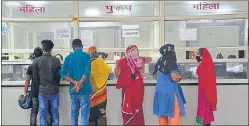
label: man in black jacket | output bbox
[24,47,53,126]
[32,40,61,125]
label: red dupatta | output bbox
[197,48,217,111]
[116,45,143,115]
[116,45,140,88]
[116,58,134,114]
[116,58,132,89]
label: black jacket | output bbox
[32,53,61,95]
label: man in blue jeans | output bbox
[60,39,92,125]
[24,47,53,126]
[33,40,61,125]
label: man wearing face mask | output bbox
[60,39,92,125]
[195,48,217,126]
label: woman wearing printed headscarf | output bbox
[88,46,110,125]
[195,48,217,126]
[153,44,186,125]
[115,45,152,125]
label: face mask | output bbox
[129,53,144,67]
[130,53,138,59]
[196,56,201,62]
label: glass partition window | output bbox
[79,21,159,48]
[3,21,159,61]
[2,22,74,60]
[78,21,159,60]
[165,19,248,59]
[2,1,74,17]
[165,1,248,16]
[78,1,159,17]
[5,22,74,50]
[148,62,248,80]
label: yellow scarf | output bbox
[90,58,110,92]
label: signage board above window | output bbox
[122,25,140,38]
[192,2,219,10]
[19,5,45,13]
[106,5,132,15]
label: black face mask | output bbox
[196,56,201,62]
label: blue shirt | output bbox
[60,49,92,95]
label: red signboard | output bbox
[106,5,132,14]
[192,2,219,10]
[19,5,45,13]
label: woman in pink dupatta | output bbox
[115,45,151,125]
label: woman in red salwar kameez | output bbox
[196,48,217,126]
[115,45,151,125]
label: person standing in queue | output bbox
[152,44,186,125]
[60,39,92,125]
[88,46,110,125]
[195,48,217,126]
[32,40,61,126]
[24,47,53,126]
[115,45,152,125]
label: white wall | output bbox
[2,85,248,125]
